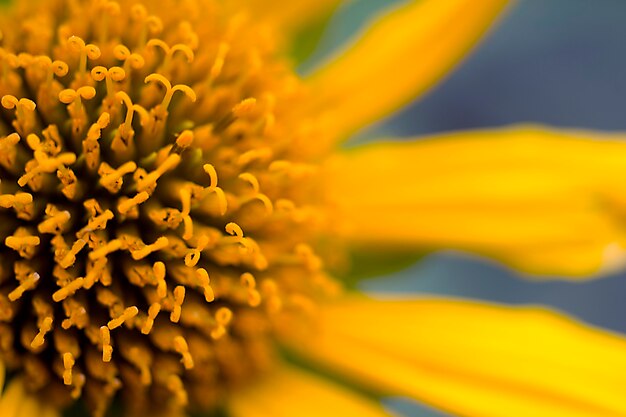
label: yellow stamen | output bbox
[170,130,194,155]
[100,325,113,362]
[295,243,323,271]
[0,133,21,171]
[58,86,97,139]
[96,0,120,44]
[18,152,77,188]
[70,372,86,399]
[59,86,96,109]
[57,165,80,200]
[202,164,227,215]
[241,272,261,307]
[8,272,40,301]
[30,316,53,349]
[178,21,199,49]
[170,285,185,323]
[209,42,229,81]
[238,172,260,193]
[173,335,194,370]
[195,268,215,302]
[107,306,139,330]
[67,36,101,82]
[238,147,272,167]
[89,239,122,260]
[83,112,111,171]
[124,345,152,385]
[98,161,137,193]
[141,302,161,334]
[60,298,88,329]
[110,91,141,155]
[144,73,196,111]
[179,188,194,240]
[118,191,150,215]
[83,198,104,218]
[83,257,107,289]
[91,66,126,99]
[260,279,282,314]
[52,277,85,302]
[135,153,180,193]
[5,230,41,258]
[0,2,332,414]
[1,95,36,112]
[130,4,163,47]
[88,210,114,231]
[153,261,167,299]
[166,374,188,406]
[130,236,169,260]
[63,352,75,385]
[0,192,33,209]
[184,235,210,267]
[37,56,69,85]
[113,44,145,73]
[213,98,256,133]
[1,95,37,134]
[232,97,257,117]
[58,239,87,269]
[146,39,194,75]
[225,222,243,238]
[203,164,218,189]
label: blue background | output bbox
[302,1,626,416]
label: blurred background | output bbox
[301,0,626,415]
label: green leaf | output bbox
[340,248,427,287]
[279,345,385,402]
[288,8,336,65]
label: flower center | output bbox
[0,1,338,415]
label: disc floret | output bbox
[0,1,335,415]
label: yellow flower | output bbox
[0,1,625,417]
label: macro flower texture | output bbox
[1,0,626,417]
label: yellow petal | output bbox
[0,360,4,394]
[0,374,61,417]
[0,379,28,417]
[306,0,510,139]
[233,0,340,36]
[327,125,626,276]
[284,296,626,417]
[228,363,394,417]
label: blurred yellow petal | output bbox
[0,360,4,395]
[328,126,626,276]
[229,364,393,417]
[307,0,510,139]
[0,379,24,417]
[285,296,626,417]
[0,378,57,417]
[235,0,340,36]
[0,363,60,417]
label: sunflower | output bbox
[0,1,625,417]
